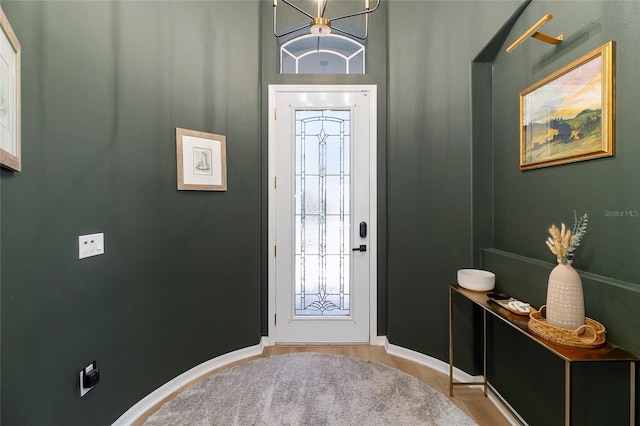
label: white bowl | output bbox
[457,269,495,292]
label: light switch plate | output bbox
[78,233,104,259]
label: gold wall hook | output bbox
[507,14,563,53]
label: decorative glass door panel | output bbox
[294,110,351,317]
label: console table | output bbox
[449,284,638,426]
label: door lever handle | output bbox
[352,245,367,252]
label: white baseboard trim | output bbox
[373,335,388,347]
[380,337,481,384]
[112,337,268,426]
[261,335,275,347]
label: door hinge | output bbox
[274,108,277,120]
[274,176,277,189]
[274,314,277,326]
[274,245,277,257]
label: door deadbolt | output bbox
[359,222,367,238]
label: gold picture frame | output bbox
[0,7,21,171]
[520,41,614,170]
[176,128,227,191]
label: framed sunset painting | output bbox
[520,41,614,170]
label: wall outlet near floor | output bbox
[78,233,104,259]
[79,361,100,397]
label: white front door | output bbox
[268,85,377,343]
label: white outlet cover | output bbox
[78,233,104,259]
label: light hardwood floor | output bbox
[134,345,512,426]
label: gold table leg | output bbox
[483,309,487,396]
[631,362,636,426]
[565,360,571,426]
[449,286,454,397]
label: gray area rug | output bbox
[144,352,477,425]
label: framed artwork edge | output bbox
[0,6,21,172]
[519,41,615,171]
[176,127,227,191]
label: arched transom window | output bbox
[280,34,365,75]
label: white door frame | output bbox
[267,84,377,344]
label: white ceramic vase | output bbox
[545,260,585,331]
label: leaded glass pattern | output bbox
[295,109,351,317]
[281,34,365,74]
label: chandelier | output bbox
[273,0,380,40]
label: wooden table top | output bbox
[451,284,640,363]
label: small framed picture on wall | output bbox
[176,128,227,191]
[0,7,21,172]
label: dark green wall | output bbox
[492,1,640,289]
[478,1,640,424]
[0,1,261,424]
[386,1,522,361]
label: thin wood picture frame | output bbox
[520,41,615,170]
[0,7,21,171]
[176,128,227,191]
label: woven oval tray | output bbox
[528,306,606,348]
